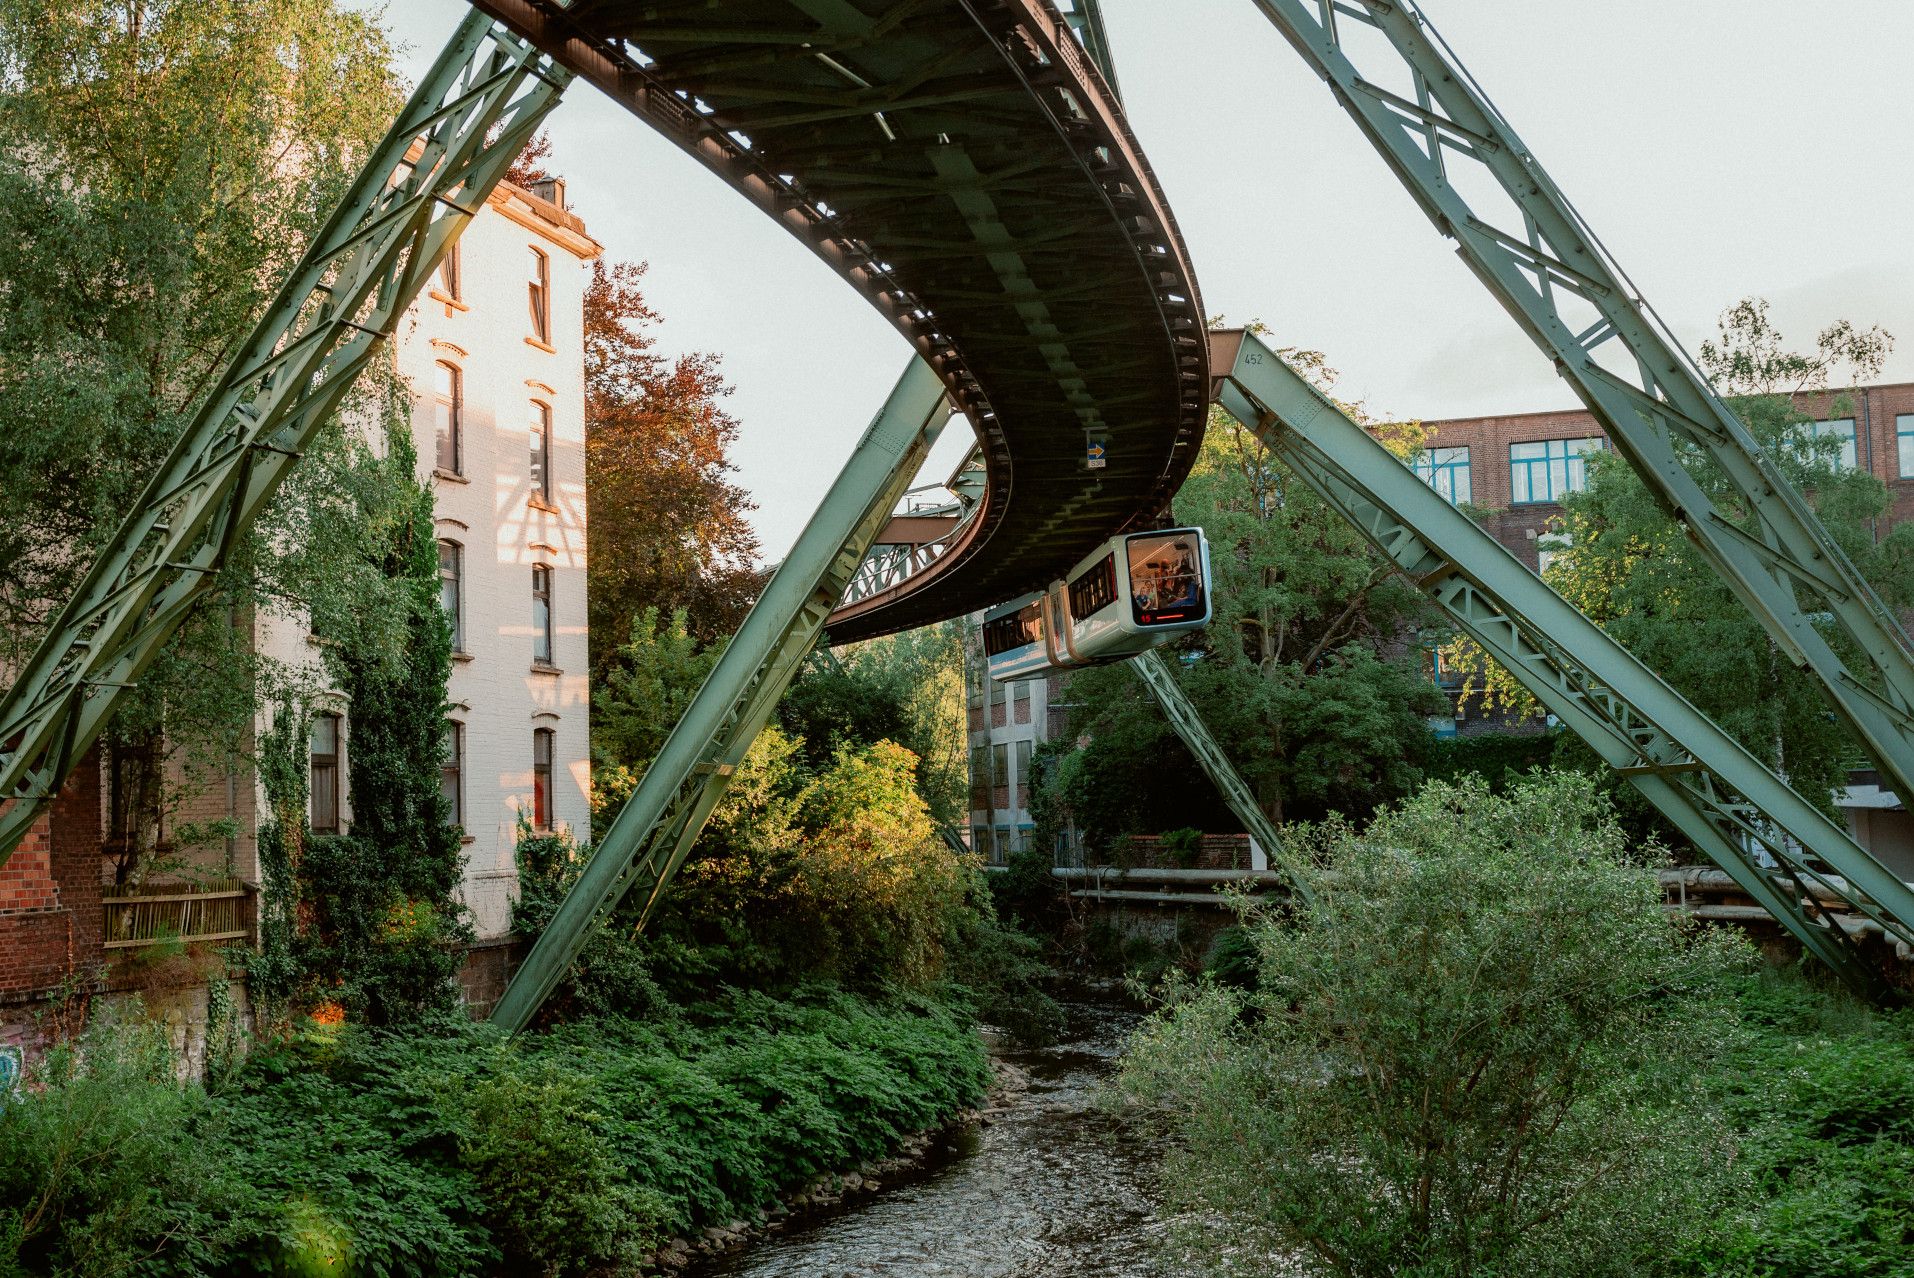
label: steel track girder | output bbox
[1247,0,1914,810]
[1217,329,1909,996]
[0,15,569,863]
[491,361,952,1034]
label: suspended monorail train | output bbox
[982,527,1212,681]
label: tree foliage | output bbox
[1118,772,1751,1278]
[0,0,420,878]
[1443,300,1910,818]
[584,260,760,669]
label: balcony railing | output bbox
[102,878,254,950]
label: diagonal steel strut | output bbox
[491,360,952,1034]
[1218,329,1911,997]
[0,15,569,863]
[1128,649,1314,905]
[1247,0,1914,810]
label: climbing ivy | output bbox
[301,423,469,1025]
[246,701,309,1026]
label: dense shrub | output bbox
[0,988,988,1277]
[1118,771,1752,1278]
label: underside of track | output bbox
[470,0,1207,642]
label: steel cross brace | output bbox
[0,14,569,863]
[1128,649,1315,905]
[491,361,952,1034]
[1217,330,1913,996]
[1246,0,1914,809]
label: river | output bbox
[690,1001,1193,1277]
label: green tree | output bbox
[1118,772,1749,1278]
[1444,300,1909,818]
[1047,388,1446,848]
[0,0,418,879]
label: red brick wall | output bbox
[1121,832,1255,871]
[0,751,103,1000]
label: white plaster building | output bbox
[258,176,601,940]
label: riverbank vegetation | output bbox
[1117,771,1914,1277]
[1,987,989,1276]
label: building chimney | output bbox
[530,176,566,210]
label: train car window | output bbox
[1128,532,1206,626]
[983,599,1045,656]
[1067,553,1118,618]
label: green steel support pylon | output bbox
[1248,0,1914,810]
[492,361,952,1033]
[0,15,568,863]
[1128,649,1314,905]
[1218,329,1913,996]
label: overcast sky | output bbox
[357,0,1914,555]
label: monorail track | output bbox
[470,0,1208,641]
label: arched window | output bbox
[442,720,464,831]
[529,400,553,504]
[532,727,555,831]
[531,564,554,666]
[437,540,463,652]
[433,361,463,474]
[527,247,551,344]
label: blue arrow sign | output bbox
[1086,441,1106,459]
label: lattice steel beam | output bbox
[1129,649,1314,905]
[1248,0,1914,809]
[493,361,952,1033]
[1218,329,1911,996]
[0,16,568,863]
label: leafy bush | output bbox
[1118,771,1752,1278]
[457,1061,668,1274]
[0,988,988,1276]
[0,1008,210,1277]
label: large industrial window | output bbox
[442,720,464,831]
[1411,445,1472,504]
[528,247,551,344]
[532,565,554,665]
[1797,417,1858,471]
[1899,416,1914,478]
[1014,739,1033,802]
[992,742,1008,795]
[532,727,555,831]
[433,361,462,474]
[1509,437,1605,504]
[530,400,553,504]
[438,540,463,652]
[310,713,342,835]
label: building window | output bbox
[992,742,1008,797]
[532,727,555,831]
[993,824,1012,864]
[971,824,990,856]
[438,540,463,652]
[528,247,551,344]
[433,361,462,474]
[532,564,554,665]
[530,400,553,504]
[310,713,342,835]
[1898,415,1914,479]
[969,744,991,812]
[1509,437,1605,504]
[1012,678,1030,711]
[1797,417,1858,471]
[989,674,1006,708]
[1411,445,1472,504]
[1014,739,1033,803]
[442,720,464,831]
[438,241,462,301]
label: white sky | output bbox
[359,0,1914,555]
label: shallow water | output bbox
[691,1001,1188,1277]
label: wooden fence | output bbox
[101,878,254,950]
